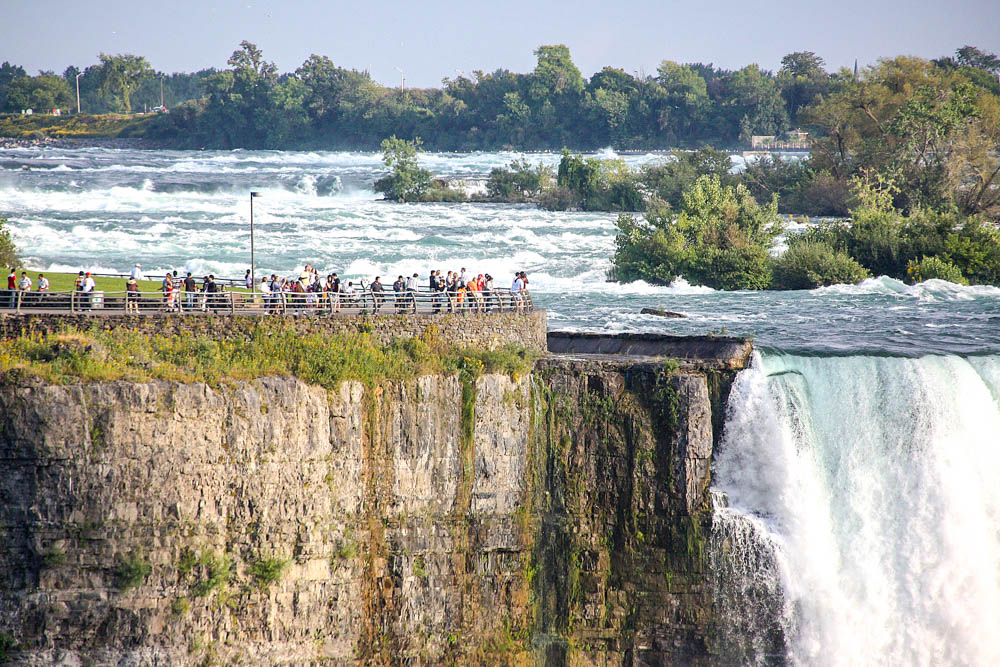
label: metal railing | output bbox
[0,288,535,316]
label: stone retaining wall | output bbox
[0,310,548,353]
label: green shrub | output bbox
[537,185,579,211]
[611,175,784,289]
[170,596,190,616]
[250,557,289,588]
[696,246,774,291]
[0,216,19,268]
[373,136,431,202]
[906,256,968,285]
[0,323,538,389]
[191,551,231,597]
[0,632,16,661]
[177,547,197,576]
[772,240,871,289]
[943,217,1000,284]
[116,554,152,591]
[42,545,68,568]
[486,159,549,200]
[415,183,467,203]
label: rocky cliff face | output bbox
[0,353,742,665]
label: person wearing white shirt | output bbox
[18,272,31,291]
[83,273,96,292]
[510,274,524,313]
[130,264,145,281]
[37,274,49,292]
[259,276,270,312]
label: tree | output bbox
[611,175,783,289]
[0,61,27,110]
[777,51,830,123]
[656,61,711,143]
[3,74,74,112]
[373,136,431,202]
[956,46,1000,74]
[715,64,789,144]
[97,53,153,113]
[529,45,584,100]
[802,56,998,215]
[0,216,19,268]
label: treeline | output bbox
[3,42,997,151]
[0,59,216,116]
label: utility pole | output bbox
[160,76,164,109]
[76,72,83,114]
[250,191,261,294]
[395,67,405,91]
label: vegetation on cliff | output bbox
[0,323,536,388]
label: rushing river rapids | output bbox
[4,146,1000,664]
[5,146,999,356]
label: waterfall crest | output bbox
[711,352,1000,666]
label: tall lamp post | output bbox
[75,72,83,114]
[250,191,261,294]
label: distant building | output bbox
[750,130,810,150]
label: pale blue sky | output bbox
[5,0,999,86]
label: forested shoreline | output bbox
[2,42,997,152]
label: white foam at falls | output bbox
[711,352,1000,666]
[813,275,1000,301]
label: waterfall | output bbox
[710,352,1000,666]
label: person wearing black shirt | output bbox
[392,275,404,312]
[371,276,385,313]
[183,273,197,311]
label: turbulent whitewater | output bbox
[4,146,1000,355]
[711,352,1000,665]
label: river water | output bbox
[3,146,999,664]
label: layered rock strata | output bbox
[0,349,745,665]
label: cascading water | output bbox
[710,351,1000,665]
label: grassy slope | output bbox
[0,324,536,389]
[0,113,155,138]
[17,271,249,294]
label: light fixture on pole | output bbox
[250,191,261,294]
[76,72,83,114]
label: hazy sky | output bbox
[5,0,999,87]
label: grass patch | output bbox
[9,270,250,294]
[0,323,538,389]
[176,547,197,577]
[191,551,231,597]
[116,553,152,591]
[41,545,68,568]
[250,556,289,588]
[170,596,190,617]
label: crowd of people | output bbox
[256,265,532,314]
[3,263,533,315]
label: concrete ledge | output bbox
[0,310,549,354]
[547,331,752,370]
